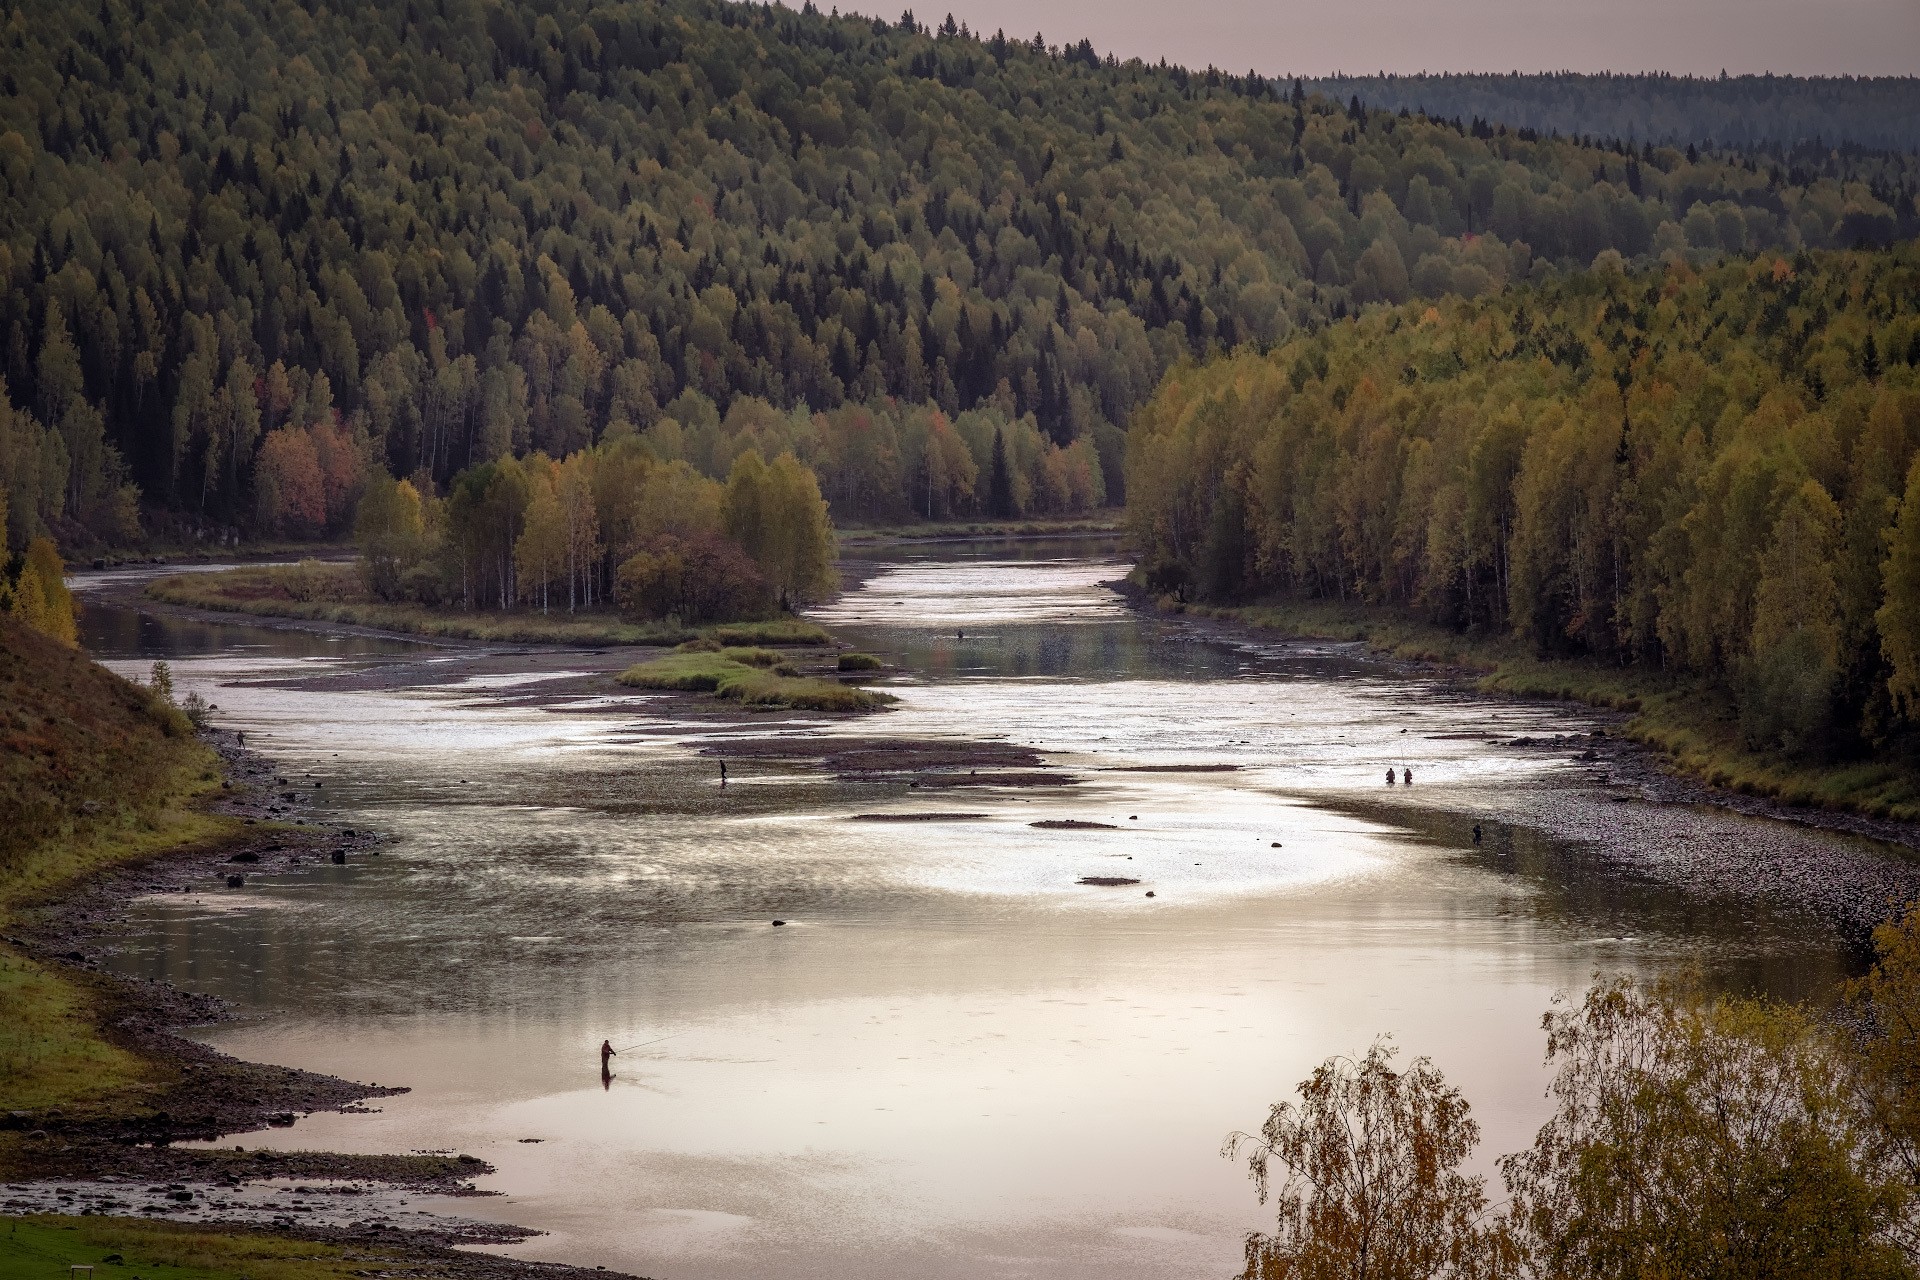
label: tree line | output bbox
[350,432,835,622]
[1127,245,1920,761]
[1,0,1916,551]
[1306,72,1920,155]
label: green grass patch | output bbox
[718,646,787,668]
[0,804,243,1125]
[837,652,884,671]
[0,1215,428,1280]
[1188,596,1920,823]
[0,948,148,1118]
[617,651,895,712]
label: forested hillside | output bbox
[2,0,1917,547]
[1126,247,1920,762]
[1306,73,1920,155]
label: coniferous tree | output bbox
[1,0,1913,547]
[988,428,1015,518]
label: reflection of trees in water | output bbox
[848,619,1275,684]
[78,598,420,661]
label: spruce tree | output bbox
[988,427,1014,517]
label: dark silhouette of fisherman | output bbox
[600,1039,616,1089]
[1402,767,1413,785]
[1472,823,1483,844]
[719,760,728,786]
[1385,768,1395,786]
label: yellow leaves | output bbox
[352,472,428,600]
[0,130,30,186]
[8,538,76,646]
[723,449,836,603]
[1880,457,1920,718]
[1751,477,1843,664]
[1225,1039,1493,1277]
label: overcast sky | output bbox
[841,0,1920,77]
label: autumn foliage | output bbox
[349,432,834,623]
[613,533,772,624]
[1128,246,1920,760]
[3,0,1915,551]
[1232,917,1920,1278]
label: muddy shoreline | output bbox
[1123,589,1920,946]
[7,721,644,1275]
[1131,585,1920,858]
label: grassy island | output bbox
[618,644,896,712]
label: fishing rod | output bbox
[610,1030,689,1054]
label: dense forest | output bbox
[1,0,1917,550]
[1306,73,1920,155]
[1126,246,1920,759]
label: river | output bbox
[71,540,1910,1280]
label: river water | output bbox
[72,542,1897,1280]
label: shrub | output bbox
[615,532,773,624]
[179,690,211,729]
[838,652,884,671]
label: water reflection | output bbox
[817,554,1375,687]
[78,601,428,662]
[87,545,1903,1280]
[71,562,428,662]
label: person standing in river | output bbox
[601,1039,616,1070]
[1385,768,1396,786]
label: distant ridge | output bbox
[1300,73,1920,154]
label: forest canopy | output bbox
[1126,245,1920,761]
[0,0,1916,549]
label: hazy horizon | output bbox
[806,0,1920,79]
